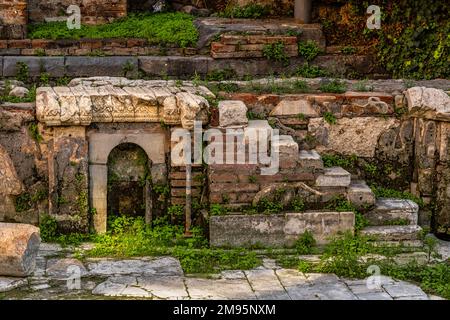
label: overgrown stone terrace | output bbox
[0,0,449,301]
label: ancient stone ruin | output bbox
[1,77,450,248]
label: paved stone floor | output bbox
[0,243,447,300]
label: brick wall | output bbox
[28,0,127,24]
[211,34,298,59]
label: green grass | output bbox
[80,215,261,274]
[295,232,450,299]
[27,13,198,47]
[319,79,347,93]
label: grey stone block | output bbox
[139,56,210,77]
[3,56,65,77]
[366,198,419,225]
[360,225,423,241]
[65,56,138,78]
[315,166,351,187]
[210,211,355,247]
[347,180,376,208]
[298,149,323,169]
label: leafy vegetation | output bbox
[218,3,270,19]
[322,154,358,169]
[294,231,450,299]
[319,79,347,93]
[298,40,321,61]
[28,13,198,47]
[295,231,316,254]
[83,215,261,274]
[294,63,328,78]
[323,111,337,125]
[318,1,449,79]
[262,41,289,65]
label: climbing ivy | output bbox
[317,0,450,79]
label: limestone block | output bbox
[176,91,209,129]
[366,198,419,226]
[315,167,351,187]
[308,117,399,157]
[218,100,248,128]
[0,223,41,277]
[406,87,450,118]
[8,86,29,98]
[347,180,376,208]
[210,211,354,247]
[272,135,299,156]
[269,99,319,117]
[361,225,422,241]
[298,150,323,169]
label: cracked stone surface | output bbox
[0,245,445,300]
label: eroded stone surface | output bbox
[36,81,212,129]
[86,257,183,277]
[0,223,41,277]
[315,167,351,187]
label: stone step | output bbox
[273,135,299,157]
[365,198,419,226]
[361,225,423,241]
[298,149,323,169]
[346,180,376,208]
[315,166,351,187]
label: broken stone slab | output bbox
[218,100,248,128]
[383,281,428,299]
[86,257,183,277]
[405,87,450,118]
[0,277,28,293]
[137,276,188,299]
[315,166,351,187]
[346,180,376,208]
[185,277,257,300]
[360,225,423,241]
[0,223,41,277]
[46,258,88,280]
[298,149,323,169]
[8,86,29,98]
[366,198,419,225]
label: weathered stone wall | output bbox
[0,0,27,39]
[28,0,127,24]
[0,102,48,225]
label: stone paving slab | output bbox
[1,247,445,300]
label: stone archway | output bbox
[89,131,166,233]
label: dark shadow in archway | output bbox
[107,143,153,226]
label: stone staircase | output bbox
[211,100,423,244]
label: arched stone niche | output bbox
[88,130,166,233]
